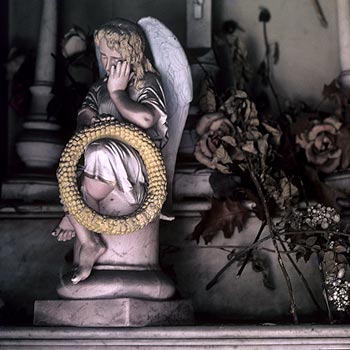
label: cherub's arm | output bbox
[107,61,160,130]
[76,83,100,131]
[76,107,96,131]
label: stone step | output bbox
[34,298,194,327]
[1,325,350,349]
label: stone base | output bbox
[34,298,194,327]
[56,269,176,300]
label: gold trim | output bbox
[57,119,167,235]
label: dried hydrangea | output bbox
[325,274,350,312]
[304,204,340,229]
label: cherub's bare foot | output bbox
[51,214,76,241]
[71,241,106,284]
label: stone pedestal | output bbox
[57,269,175,300]
[39,214,195,327]
[56,219,177,301]
[34,298,194,327]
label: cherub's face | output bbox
[99,37,123,76]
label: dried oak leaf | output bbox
[189,197,251,244]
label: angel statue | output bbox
[51,17,192,299]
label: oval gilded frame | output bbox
[57,119,167,235]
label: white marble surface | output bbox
[1,325,350,349]
[94,220,160,268]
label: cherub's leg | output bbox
[51,214,76,241]
[70,176,114,284]
[69,216,106,284]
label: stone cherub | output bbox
[51,18,168,285]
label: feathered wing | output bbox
[138,17,193,212]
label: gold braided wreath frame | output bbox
[57,118,167,235]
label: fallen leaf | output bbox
[189,197,251,244]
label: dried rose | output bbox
[296,116,346,173]
[220,90,259,126]
[194,112,239,173]
[61,27,87,58]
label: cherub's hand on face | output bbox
[107,61,131,95]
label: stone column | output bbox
[16,0,64,169]
[337,0,350,90]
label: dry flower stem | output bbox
[318,254,333,323]
[206,235,273,290]
[278,238,322,311]
[312,0,328,28]
[262,21,282,115]
[236,220,266,278]
[246,155,299,324]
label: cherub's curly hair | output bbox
[94,18,155,90]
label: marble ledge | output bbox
[1,325,350,349]
[0,162,213,218]
[0,200,211,219]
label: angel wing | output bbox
[138,17,193,212]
